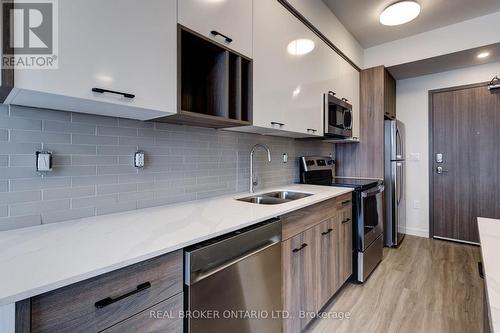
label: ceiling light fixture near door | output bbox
[380,1,421,26]
[287,39,315,56]
[477,52,490,59]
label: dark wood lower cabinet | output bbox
[316,218,339,309]
[101,293,183,333]
[339,208,353,284]
[282,196,353,333]
[17,251,183,333]
[282,227,318,333]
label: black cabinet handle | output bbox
[478,262,484,279]
[342,98,348,102]
[307,128,317,133]
[342,218,351,224]
[210,30,232,43]
[328,91,336,96]
[321,228,333,236]
[341,200,351,206]
[95,282,151,309]
[292,243,308,253]
[271,121,285,127]
[92,88,135,99]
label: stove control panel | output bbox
[300,156,335,172]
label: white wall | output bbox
[397,61,500,237]
[288,0,364,67]
[0,303,15,333]
[365,11,500,68]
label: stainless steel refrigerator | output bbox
[384,120,406,247]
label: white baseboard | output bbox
[402,226,429,238]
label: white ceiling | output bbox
[322,0,500,48]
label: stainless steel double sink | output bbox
[237,191,313,205]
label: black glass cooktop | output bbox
[331,177,382,191]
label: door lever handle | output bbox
[436,166,449,174]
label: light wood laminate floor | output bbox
[307,235,483,333]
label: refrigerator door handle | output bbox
[397,162,403,204]
[396,128,403,160]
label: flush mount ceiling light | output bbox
[380,1,421,26]
[477,52,490,59]
[287,39,315,56]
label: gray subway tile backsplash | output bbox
[0,129,8,141]
[43,120,96,134]
[72,134,119,145]
[0,205,7,217]
[11,105,71,121]
[0,190,41,204]
[0,155,8,167]
[9,199,71,217]
[71,112,118,126]
[0,215,41,231]
[41,207,95,224]
[0,181,8,192]
[42,186,96,201]
[10,130,71,144]
[0,115,42,131]
[0,105,334,231]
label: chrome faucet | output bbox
[250,144,272,193]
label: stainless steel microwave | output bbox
[324,91,353,138]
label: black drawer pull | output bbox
[95,282,151,309]
[342,98,348,102]
[210,30,232,43]
[328,91,336,96]
[307,128,317,133]
[271,121,285,127]
[321,228,333,236]
[92,88,135,99]
[342,218,351,224]
[341,200,351,206]
[478,262,484,279]
[292,243,308,253]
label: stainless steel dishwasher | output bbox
[184,218,282,333]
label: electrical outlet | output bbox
[36,151,53,172]
[134,151,145,168]
[413,200,421,209]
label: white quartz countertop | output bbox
[0,184,352,306]
[478,217,500,333]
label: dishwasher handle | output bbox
[189,240,280,285]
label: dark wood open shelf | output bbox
[158,110,251,129]
[158,26,252,128]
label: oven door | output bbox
[360,185,384,251]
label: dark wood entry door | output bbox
[430,83,500,243]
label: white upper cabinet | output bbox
[326,53,360,142]
[179,0,252,58]
[234,0,360,139]
[252,0,323,137]
[5,0,177,120]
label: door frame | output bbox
[428,81,490,240]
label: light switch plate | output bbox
[134,151,145,168]
[409,153,420,161]
[36,151,53,172]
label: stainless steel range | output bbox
[300,156,384,283]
